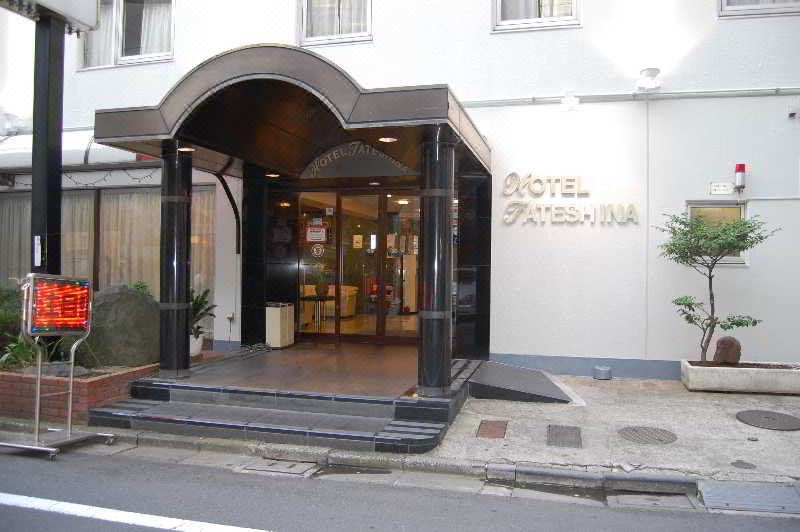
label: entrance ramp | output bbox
[467,362,572,404]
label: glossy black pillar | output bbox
[30,16,65,274]
[159,140,192,377]
[418,126,457,397]
[240,164,268,345]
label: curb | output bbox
[0,418,698,494]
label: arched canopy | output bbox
[94,44,490,182]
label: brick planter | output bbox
[0,364,158,425]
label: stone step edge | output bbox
[89,409,441,447]
[0,417,706,494]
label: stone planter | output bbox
[189,334,204,356]
[681,359,800,394]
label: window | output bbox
[687,202,746,264]
[301,0,371,45]
[82,0,173,69]
[493,0,579,32]
[720,0,800,17]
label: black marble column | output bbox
[30,16,65,274]
[159,140,192,377]
[418,125,457,396]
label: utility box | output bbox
[265,303,294,348]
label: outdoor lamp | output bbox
[637,68,662,91]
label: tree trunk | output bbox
[700,270,716,361]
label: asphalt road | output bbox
[0,448,796,532]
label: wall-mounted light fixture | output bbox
[396,199,410,205]
[637,68,662,91]
[177,147,195,152]
[369,181,381,186]
[278,202,291,208]
[265,172,280,178]
[378,137,398,143]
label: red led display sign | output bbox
[26,276,92,336]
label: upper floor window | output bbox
[720,0,800,17]
[493,0,579,32]
[82,0,173,69]
[301,0,371,45]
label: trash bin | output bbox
[265,303,294,348]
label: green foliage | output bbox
[657,213,777,361]
[190,288,216,339]
[0,288,22,351]
[128,281,152,298]
[658,213,776,273]
[0,335,34,369]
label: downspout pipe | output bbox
[213,157,241,255]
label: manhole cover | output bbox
[730,460,757,470]
[736,410,800,431]
[547,425,582,448]
[476,420,508,439]
[618,426,677,445]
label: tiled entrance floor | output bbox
[188,342,417,396]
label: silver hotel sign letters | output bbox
[502,173,639,226]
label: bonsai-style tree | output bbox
[657,213,777,361]
[190,288,217,339]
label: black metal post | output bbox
[30,15,65,274]
[159,140,192,377]
[417,125,457,396]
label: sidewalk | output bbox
[1,374,798,488]
[432,375,800,483]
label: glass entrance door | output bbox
[338,192,420,341]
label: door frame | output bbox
[295,187,420,345]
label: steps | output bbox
[89,359,483,453]
[90,390,448,454]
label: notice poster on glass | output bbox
[306,225,327,243]
[353,234,363,249]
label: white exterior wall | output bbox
[3,1,799,361]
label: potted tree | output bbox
[657,213,798,393]
[190,288,216,356]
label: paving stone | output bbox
[178,451,254,469]
[394,471,484,494]
[608,494,698,511]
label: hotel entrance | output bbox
[297,191,420,343]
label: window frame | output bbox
[299,0,373,47]
[719,0,800,18]
[492,0,580,33]
[686,200,748,266]
[79,0,175,71]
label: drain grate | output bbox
[243,460,317,475]
[546,425,582,448]
[730,460,757,470]
[618,426,677,445]
[476,420,508,439]
[736,410,800,431]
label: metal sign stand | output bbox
[0,274,114,460]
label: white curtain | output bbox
[501,0,573,20]
[501,0,535,20]
[339,0,367,34]
[0,194,31,288]
[84,0,114,67]
[191,187,215,334]
[307,0,367,37]
[61,191,95,280]
[99,188,161,294]
[140,0,172,55]
[307,0,338,37]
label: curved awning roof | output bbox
[93,44,490,181]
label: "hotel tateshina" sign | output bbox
[501,173,639,226]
